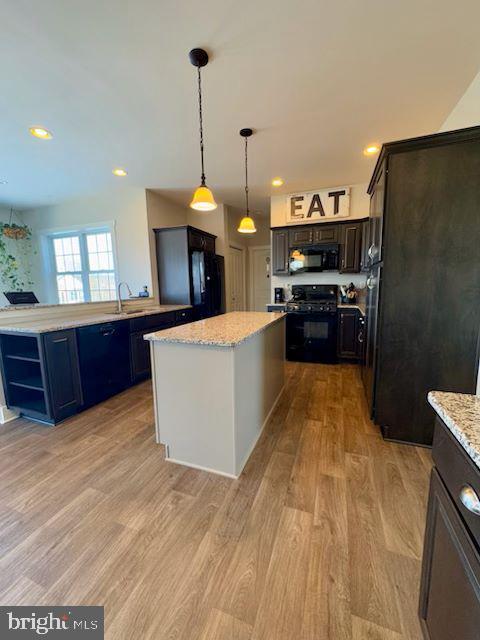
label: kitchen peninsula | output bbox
[145,311,286,478]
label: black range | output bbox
[286,284,338,363]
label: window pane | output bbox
[53,235,82,273]
[89,271,116,301]
[86,232,114,276]
[56,273,84,304]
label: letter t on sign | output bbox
[290,196,304,219]
[328,190,346,215]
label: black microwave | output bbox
[289,244,339,273]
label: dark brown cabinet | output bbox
[272,220,367,276]
[289,227,314,246]
[419,419,480,640]
[313,224,339,244]
[339,222,362,273]
[359,220,370,272]
[337,308,361,359]
[155,225,224,319]
[272,229,289,275]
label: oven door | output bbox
[286,312,338,363]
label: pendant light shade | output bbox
[189,48,217,212]
[237,128,257,234]
[238,215,257,233]
[190,184,217,211]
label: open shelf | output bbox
[6,353,41,363]
[9,385,47,417]
[10,376,44,391]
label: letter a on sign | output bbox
[307,194,325,217]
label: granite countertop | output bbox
[145,311,285,347]
[0,305,191,334]
[428,391,480,470]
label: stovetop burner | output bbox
[286,284,338,314]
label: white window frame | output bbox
[39,221,119,304]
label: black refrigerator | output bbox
[363,126,480,446]
[154,225,225,321]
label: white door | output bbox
[228,246,245,311]
[250,246,271,311]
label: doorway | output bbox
[227,245,246,311]
[249,245,271,311]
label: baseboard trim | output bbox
[164,457,238,480]
[0,404,19,425]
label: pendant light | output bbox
[237,128,257,234]
[189,48,217,211]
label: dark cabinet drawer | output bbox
[313,224,339,243]
[420,469,480,640]
[175,308,193,325]
[289,227,314,246]
[129,312,175,332]
[432,418,480,547]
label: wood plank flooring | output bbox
[0,363,431,639]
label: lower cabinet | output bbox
[337,308,359,359]
[44,330,83,421]
[0,307,193,424]
[419,419,480,639]
[419,469,480,639]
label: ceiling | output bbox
[1,0,480,213]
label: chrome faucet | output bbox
[117,281,133,313]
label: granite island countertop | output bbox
[428,391,480,470]
[0,305,191,334]
[145,311,285,347]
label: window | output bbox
[50,229,117,303]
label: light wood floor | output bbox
[0,363,431,639]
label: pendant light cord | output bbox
[244,137,250,215]
[197,67,206,186]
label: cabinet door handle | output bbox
[460,485,480,515]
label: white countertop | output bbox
[0,305,191,334]
[145,311,285,347]
[428,391,480,470]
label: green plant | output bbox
[0,220,35,292]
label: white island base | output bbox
[146,312,285,478]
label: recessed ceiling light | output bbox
[112,168,128,177]
[363,144,380,156]
[29,126,53,140]
[272,177,284,187]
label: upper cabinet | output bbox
[272,229,289,275]
[272,220,366,275]
[289,227,314,246]
[339,222,362,273]
[313,224,339,244]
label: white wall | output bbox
[440,71,480,131]
[22,186,151,302]
[146,190,187,300]
[270,183,369,302]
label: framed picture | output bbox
[286,186,350,224]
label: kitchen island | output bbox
[145,311,286,478]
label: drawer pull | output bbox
[460,484,480,515]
